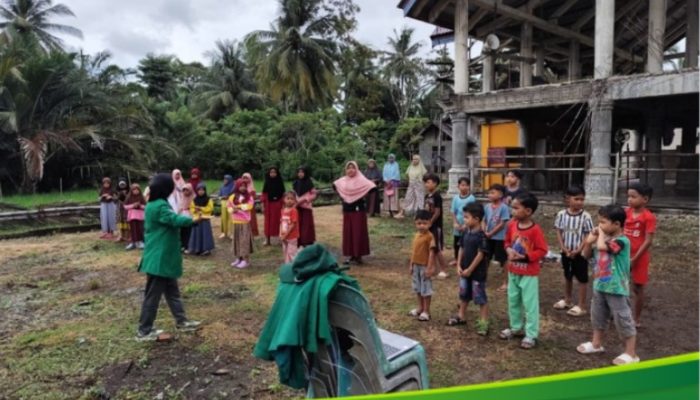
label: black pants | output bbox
[180,226,192,250]
[138,274,187,335]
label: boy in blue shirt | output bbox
[450,177,476,265]
[483,184,510,291]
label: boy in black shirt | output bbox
[447,203,491,335]
[423,173,448,279]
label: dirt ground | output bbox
[0,203,697,399]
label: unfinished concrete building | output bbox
[399,0,699,205]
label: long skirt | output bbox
[366,189,381,217]
[180,226,192,250]
[129,219,144,242]
[342,211,370,258]
[382,181,400,212]
[297,207,316,246]
[117,203,130,240]
[250,207,260,237]
[100,202,117,233]
[189,219,215,254]
[220,204,231,237]
[232,223,254,258]
[263,199,283,237]
[402,179,425,216]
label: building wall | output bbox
[419,131,452,173]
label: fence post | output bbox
[612,152,620,204]
[60,178,63,197]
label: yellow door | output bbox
[480,122,521,189]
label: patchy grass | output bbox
[0,202,697,398]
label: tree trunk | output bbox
[19,160,37,194]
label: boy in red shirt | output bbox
[498,192,548,349]
[625,183,656,327]
[280,192,300,263]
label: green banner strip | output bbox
[350,352,699,400]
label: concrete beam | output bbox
[549,0,579,20]
[647,0,667,74]
[429,0,452,23]
[534,47,545,77]
[686,0,699,68]
[594,0,615,79]
[454,0,470,93]
[568,40,581,80]
[520,15,533,87]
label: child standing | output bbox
[448,203,491,335]
[262,167,286,246]
[98,177,117,240]
[423,173,448,279]
[553,185,594,317]
[179,184,194,252]
[293,167,317,247]
[504,169,525,205]
[577,205,638,365]
[116,178,130,242]
[279,192,300,263]
[450,177,476,265]
[483,184,511,291]
[228,179,254,269]
[123,184,146,250]
[408,210,436,321]
[188,183,215,256]
[624,183,656,328]
[218,174,235,239]
[136,173,200,341]
[241,173,259,237]
[499,192,548,349]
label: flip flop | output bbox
[567,305,587,317]
[446,316,466,326]
[613,353,640,365]
[418,312,430,321]
[577,341,605,354]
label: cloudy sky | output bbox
[56,0,440,68]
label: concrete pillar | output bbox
[594,0,615,79]
[483,53,494,92]
[686,0,699,68]
[643,113,664,193]
[534,47,545,77]
[585,100,614,203]
[647,0,667,74]
[568,40,581,81]
[449,112,470,194]
[675,122,699,195]
[454,0,470,93]
[520,21,533,87]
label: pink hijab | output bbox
[334,161,376,204]
[172,169,186,189]
[242,172,255,194]
[180,183,194,215]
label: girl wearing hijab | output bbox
[168,169,186,213]
[363,159,382,217]
[189,168,202,191]
[241,173,259,237]
[124,183,146,250]
[179,183,195,252]
[293,167,317,247]
[98,177,117,239]
[262,167,286,246]
[187,183,215,256]
[382,154,401,217]
[116,178,131,242]
[218,174,235,239]
[228,179,255,268]
[396,154,428,218]
[334,161,376,264]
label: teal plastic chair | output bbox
[306,283,429,397]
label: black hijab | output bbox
[148,173,175,202]
[263,167,286,201]
[194,183,209,207]
[293,166,314,196]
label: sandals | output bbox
[577,341,605,354]
[498,328,525,340]
[613,353,640,365]
[446,316,466,326]
[418,312,430,321]
[520,337,536,349]
[567,305,587,317]
[553,299,573,310]
[408,309,421,317]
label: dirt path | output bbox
[0,204,697,398]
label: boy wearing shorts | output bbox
[424,173,448,279]
[483,184,510,291]
[625,183,656,328]
[408,210,437,321]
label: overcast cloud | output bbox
[56,0,439,68]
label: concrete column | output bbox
[449,112,470,194]
[585,100,614,203]
[643,113,664,193]
[520,21,533,87]
[534,47,545,77]
[568,40,581,81]
[675,122,699,195]
[647,0,667,74]
[594,0,615,79]
[483,53,494,92]
[454,0,470,93]
[686,0,699,68]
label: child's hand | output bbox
[461,268,472,277]
[409,265,413,275]
[506,248,523,261]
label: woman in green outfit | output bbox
[136,173,201,341]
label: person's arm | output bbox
[632,233,654,264]
[157,203,193,228]
[201,199,214,217]
[582,227,599,259]
[123,202,136,210]
[462,251,484,277]
[426,248,436,278]
[572,215,594,256]
[555,229,567,256]
[451,199,460,230]
[486,220,505,238]
[456,247,464,276]
[527,227,549,263]
[189,201,197,217]
[226,196,236,215]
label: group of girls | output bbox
[167,168,215,256]
[99,177,147,250]
[360,155,428,219]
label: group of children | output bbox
[408,169,655,365]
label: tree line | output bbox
[0,0,453,194]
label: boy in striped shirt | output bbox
[553,185,593,317]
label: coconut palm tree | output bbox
[245,0,337,111]
[198,40,264,120]
[381,27,427,120]
[0,0,82,52]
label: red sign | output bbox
[487,147,506,165]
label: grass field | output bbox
[0,203,697,399]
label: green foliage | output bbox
[391,117,429,158]
[137,54,178,100]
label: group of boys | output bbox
[408,169,655,365]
